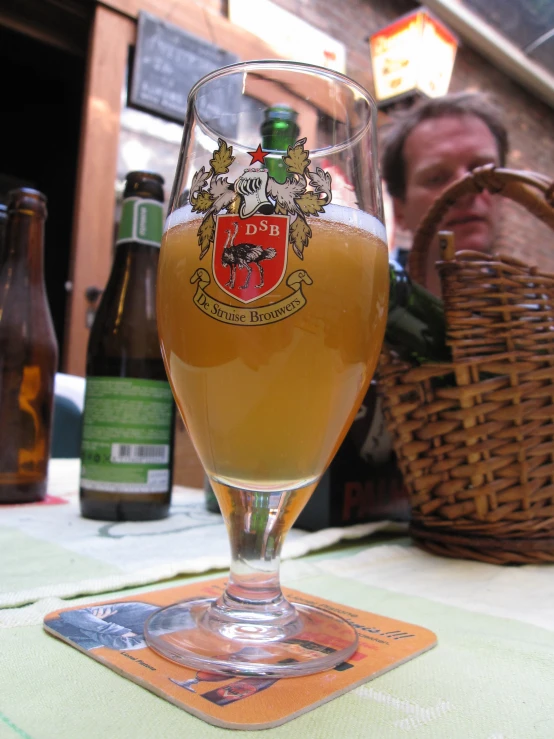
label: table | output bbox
[2,461,554,738]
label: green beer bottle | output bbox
[80,171,176,521]
[385,260,450,364]
[261,104,300,183]
[296,263,449,531]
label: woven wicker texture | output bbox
[379,166,554,564]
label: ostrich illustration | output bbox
[221,222,277,290]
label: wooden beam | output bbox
[100,0,280,61]
[63,5,135,375]
[102,0,351,121]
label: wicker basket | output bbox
[379,165,554,564]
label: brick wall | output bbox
[225,0,554,271]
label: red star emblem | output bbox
[247,144,268,166]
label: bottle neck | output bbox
[3,210,46,286]
[110,240,160,311]
[116,197,163,248]
[102,241,160,332]
[386,259,449,364]
[388,260,443,313]
[261,121,299,184]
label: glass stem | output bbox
[213,486,302,622]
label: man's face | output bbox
[393,114,501,253]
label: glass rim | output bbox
[187,58,377,158]
[187,58,377,109]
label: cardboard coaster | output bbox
[43,578,437,730]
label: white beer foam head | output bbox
[318,204,387,245]
[165,203,193,232]
[165,202,387,245]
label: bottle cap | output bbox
[7,188,48,218]
[264,104,298,122]
[124,171,165,202]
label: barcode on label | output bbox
[110,444,169,464]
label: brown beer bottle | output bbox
[79,172,175,521]
[0,189,58,503]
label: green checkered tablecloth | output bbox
[2,548,554,738]
[1,461,554,737]
[0,460,396,608]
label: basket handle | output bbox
[407,164,554,287]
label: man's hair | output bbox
[380,92,509,200]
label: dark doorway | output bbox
[0,24,86,365]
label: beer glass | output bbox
[145,61,388,677]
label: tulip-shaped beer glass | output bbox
[146,61,389,677]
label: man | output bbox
[381,92,509,295]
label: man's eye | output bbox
[424,172,449,187]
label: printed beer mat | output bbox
[43,577,437,730]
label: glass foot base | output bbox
[144,597,358,677]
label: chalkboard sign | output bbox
[129,12,239,129]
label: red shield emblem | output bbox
[213,214,289,304]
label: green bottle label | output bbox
[116,198,163,247]
[80,377,173,493]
